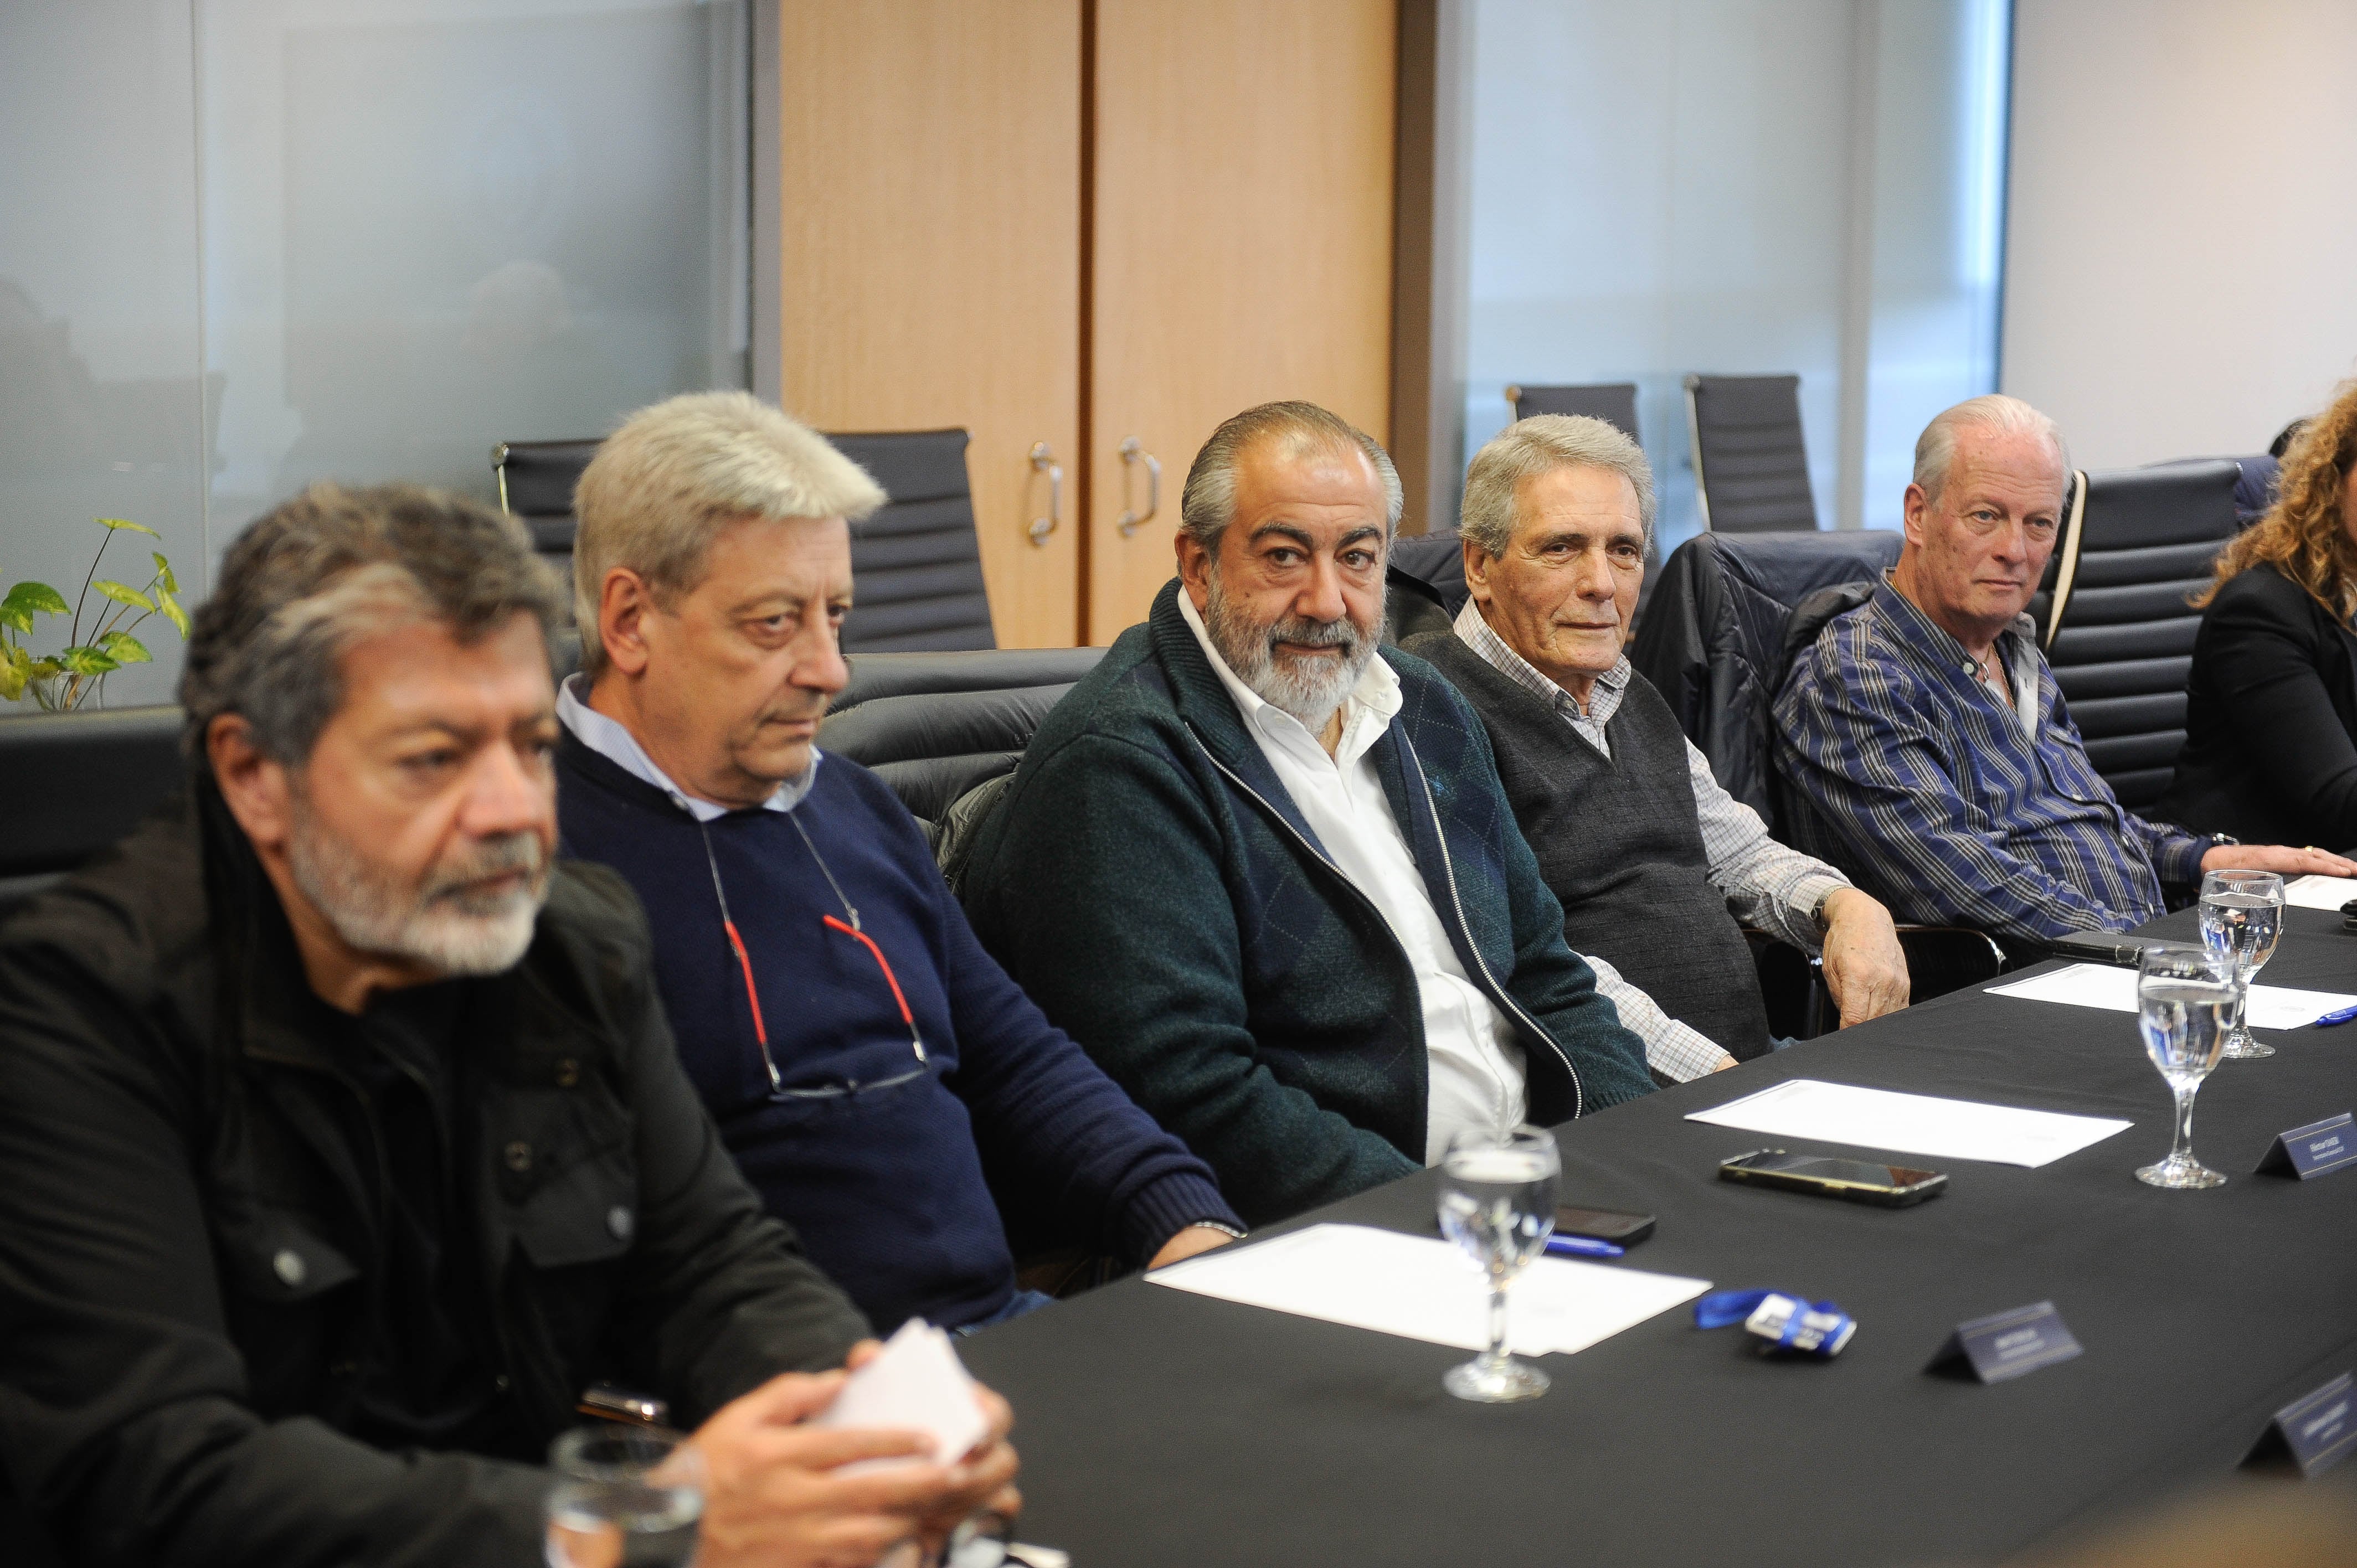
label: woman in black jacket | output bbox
[2157,381,2357,850]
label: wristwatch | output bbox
[1808,885,1843,932]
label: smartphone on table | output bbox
[1717,1148,1947,1208]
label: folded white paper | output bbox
[2285,874,2357,912]
[811,1317,989,1472]
[1685,1077,2130,1168]
[1146,1223,1707,1356]
[1988,961,2357,1030]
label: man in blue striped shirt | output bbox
[1772,395,2353,943]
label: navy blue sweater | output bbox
[555,733,1236,1331]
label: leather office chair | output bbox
[823,430,995,653]
[492,437,600,592]
[2029,462,2238,813]
[0,705,186,919]
[1684,373,1818,534]
[821,647,1105,858]
[1629,529,2006,1023]
[1506,381,1640,440]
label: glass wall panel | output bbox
[0,2,204,708]
[1460,0,2008,551]
[194,0,750,560]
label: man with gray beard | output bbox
[0,484,1018,1568]
[962,402,1653,1226]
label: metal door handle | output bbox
[1028,442,1061,546]
[1116,436,1161,536]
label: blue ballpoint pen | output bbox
[2314,1004,2357,1028]
[1544,1234,1625,1260]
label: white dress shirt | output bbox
[1177,591,1529,1164]
[556,674,820,820]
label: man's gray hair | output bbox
[1460,415,1656,560]
[1913,394,2071,506]
[179,482,567,767]
[1178,400,1403,552]
[572,391,887,678]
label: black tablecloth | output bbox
[961,908,2357,1566]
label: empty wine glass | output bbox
[547,1424,706,1567]
[1436,1125,1560,1402]
[2135,942,2234,1190]
[2200,869,2285,1060]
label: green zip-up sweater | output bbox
[960,580,1653,1225]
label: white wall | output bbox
[2003,0,2357,467]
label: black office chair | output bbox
[0,705,187,919]
[821,647,1104,857]
[492,437,600,589]
[2030,462,2238,813]
[1629,530,2007,1024]
[1506,382,1640,441]
[823,430,995,653]
[1684,373,1818,534]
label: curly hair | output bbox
[2198,380,2357,619]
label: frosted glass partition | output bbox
[0,2,204,709]
[0,0,748,713]
[1460,0,2008,550]
[198,0,752,553]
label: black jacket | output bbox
[2155,562,2357,852]
[0,783,869,1567]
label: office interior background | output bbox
[5,0,2357,706]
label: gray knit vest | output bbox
[1408,633,1774,1062]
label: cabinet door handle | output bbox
[1027,442,1061,546]
[1116,436,1162,536]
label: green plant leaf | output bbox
[99,630,152,664]
[150,551,179,594]
[96,517,161,538]
[157,586,189,637]
[27,654,61,679]
[0,662,22,702]
[3,580,70,618]
[58,645,121,676]
[0,605,28,636]
[92,579,157,613]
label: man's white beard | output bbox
[1205,570,1383,731]
[287,795,549,978]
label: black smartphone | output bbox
[1718,1148,1947,1207]
[1555,1204,1656,1245]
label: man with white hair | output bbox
[1405,415,1909,1074]
[0,483,1018,1567]
[1773,394,2354,942]
[961,401,1654,1227]
[555,392,1243,1336]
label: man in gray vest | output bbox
[1404,416,1910,1075]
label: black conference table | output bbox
[961,906,2357,1566]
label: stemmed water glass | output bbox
[1435,1125,1560,1402]
[2134,942,2235,1190]
[2200,869,2286,1060]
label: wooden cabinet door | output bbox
[1085,0,1398,643]
[778,0,1083,647]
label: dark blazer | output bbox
[2156,561,2357,853]
[959,580,1654,1227]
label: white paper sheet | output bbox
[1988,961,2357,1030]
[2286,874,2357,912]
[1684,1077,2130,1168]
[1145,1223,1708,1356]
[811,1317,989,1472]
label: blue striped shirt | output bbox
[1771,580,2209,941]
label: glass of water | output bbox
[547,1424,706,1568]
[2135,942,2234,1190]
[2200,869,2286,1060]
[1436,1125,1560,1403]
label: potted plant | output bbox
[2,518,189,711]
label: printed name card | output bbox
[2246,1373,2357,1477]
[1926,1301,2082,1383]
[2255,1112,2357,1181]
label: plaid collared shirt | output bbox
[1771,579,2209,942]
[1452,601,1847,1081]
